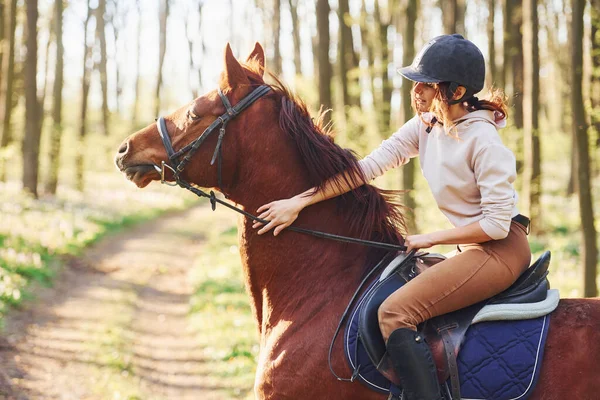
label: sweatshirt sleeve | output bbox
[358,115,421,182]
[473,142,517,240]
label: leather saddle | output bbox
[358,251,551,399]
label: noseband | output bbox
[155,85,272,190]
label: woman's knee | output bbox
[378,299,419,341]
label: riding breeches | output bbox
[377,221,531,342]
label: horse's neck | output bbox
[237,202,371,336]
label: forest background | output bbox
[0,0,599,396]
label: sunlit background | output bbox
[0,0,598,398]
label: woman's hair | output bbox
[412,82,509,134]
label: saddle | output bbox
[358,251,551,400]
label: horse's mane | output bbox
[244,59,407,265]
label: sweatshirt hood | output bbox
[455,109,507,129]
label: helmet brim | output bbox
[397,66,440,83]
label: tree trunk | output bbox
[76,0,93,192]
[288,0,302,75]
[522,0,541,230]
[441,0,465,35]
[155,0,169,117]
[272,0,282,75]
[316,0,332,125]
[40,18,53,114]
[374,0,393,136]
[46,0,64,195]
[96,0,109,136]
[360,0,375,106]
[487,0,496,86]
[132,0,142,129]
[510,0,524,129]
[591,0,600,148]
[571,0,598,297]
[338,0,359,111]
[110,4,123,114]
[501,0,512,90]
[402,0,418,233]
[0,0,17,181]
[0,1,4,96]
[23,0,41,197]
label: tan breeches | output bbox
[378,221,531,342]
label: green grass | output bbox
[188,210,257,399]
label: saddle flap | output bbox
[358,272,406,367]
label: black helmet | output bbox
[398,34,485,102]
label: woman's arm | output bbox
[254,117,422,236]
[405,221,493,251]
[253,169,365,236]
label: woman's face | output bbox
[412,82,437,112]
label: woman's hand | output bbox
[405,233,437,252]
[252,197,306,236]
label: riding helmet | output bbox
[398,34,485,99]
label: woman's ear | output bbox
[453,86,467,100]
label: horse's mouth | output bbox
[121,164,160,188]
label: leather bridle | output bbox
[154,85,272,191]
[152,85,407,253]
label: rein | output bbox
[154,85,408,253]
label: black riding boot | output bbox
[386,328,442,400]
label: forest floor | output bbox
[0,204,248,400]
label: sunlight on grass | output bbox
[0,175,197,327]
[188,209,257,399]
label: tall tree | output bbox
[373,0,394,135]
[0,1,4,94]
[402,0,418,233]
[288,0,302,75]
[23,0,41,197]
[338,0,359,110]
[0,0,17,181]
[316,0,332,125]
[76,0,93,192]
[441,0,465,35]
[360,0,375,105]
[522,0,541,228]
[591,0,600,147]
[155,0,169,117]
[571,0,598,297]
[131,0,142,129]
[40,16,53,113]
[272,0,282,75]
[109,0,125,114]
[96,0,109,136]
[487,0,496,86]
[509,0,524,129]
[46,0,64,195]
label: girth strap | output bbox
[426,301,488,400]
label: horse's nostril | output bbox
[118,141,129,155]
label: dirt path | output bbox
[0,205,243,400]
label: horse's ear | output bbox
[223,43,250,88]
[246,42,265,76]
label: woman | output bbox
[253,34,531,400]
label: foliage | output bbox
[189,213,256,399]
[0,174,196,327]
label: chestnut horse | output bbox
[115,43,600,399]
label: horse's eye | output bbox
[187,109,201,121]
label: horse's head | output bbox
[115,43,277,199]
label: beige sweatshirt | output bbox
[359,110,519,240]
